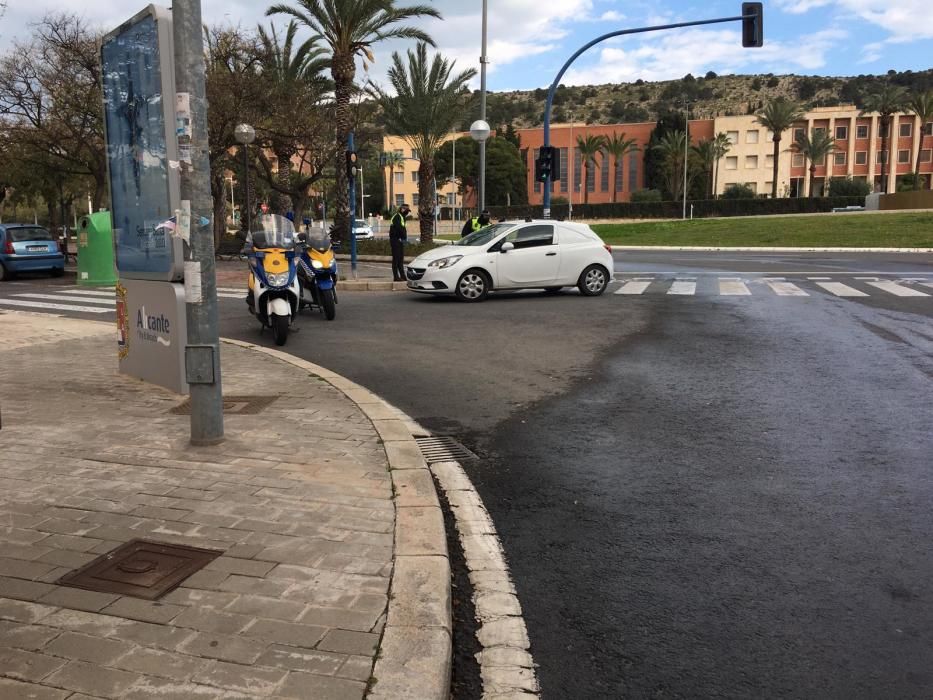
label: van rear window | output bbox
[9,227,54,242]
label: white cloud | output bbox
[560,27,848,85]
[776,0,933,41]
[599,11,626,22]
[773,0,833,13]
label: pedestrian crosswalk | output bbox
[0,286,250,317]
[609,276,932,300]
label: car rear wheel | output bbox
[456,269,490,302]
[578,264,609,296]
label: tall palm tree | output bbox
[256,21,330,215]
[692,140,717,199]
[652,130,688,202]
[793,129,835,197]
[860,84,908,193]
[603,132,639,203]
[267,0,441,243]
[756,97,803,198]
[576,133,607,206]
[908,90,933,188]
[382,150,404,212]
[371,43,475,242]
[711,131,731,198]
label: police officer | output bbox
[389,203,410,281]
[460,209,491,237]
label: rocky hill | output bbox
[465,69,933,130]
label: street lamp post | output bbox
[569,112,574,220]
[469,120,490,214]
[359,164,365,221]
[478,0,488,211]
[683,100,690,220]
[234,123,255,234]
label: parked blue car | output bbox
[0,224,65,281]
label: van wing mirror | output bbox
[500,241,515,253]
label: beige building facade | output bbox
[713,105,933,197]
[382,134,465,213]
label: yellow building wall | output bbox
[382,134,465,213]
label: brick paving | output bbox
[0,313,394,699]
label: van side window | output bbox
[505,225,554,249]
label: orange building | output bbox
[518,119,714,206]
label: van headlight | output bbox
[267,272,289,287]
[427,255,463,270]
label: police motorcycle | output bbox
[245,214,300,346]
[296,227,338,321]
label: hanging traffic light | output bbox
[346,150,359,179]
[741,2,763,48]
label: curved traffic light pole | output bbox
[541,8,762,219]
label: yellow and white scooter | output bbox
[245,214,300,346]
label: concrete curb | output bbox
[220,338,451,700]
[340,280,410,292]
[611,245,933,252]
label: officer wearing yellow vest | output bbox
[389,203,410,281]
[460,209,491,237]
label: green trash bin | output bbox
[77,211,117,286]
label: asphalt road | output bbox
[3,250,933,697]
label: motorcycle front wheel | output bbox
[322,287,336,320]
[271,313,289,346]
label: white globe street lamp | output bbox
[470,119,491,212]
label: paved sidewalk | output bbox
[0,312,449,699]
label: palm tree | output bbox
[793,129,836,197]
[756,98,803,198]
[382,150,405,213]
[711,132,731,198]
[692,139,717,199]
[908,90,933,189]
[576,133,607,207]
[256,21,330,215]
[267,0,441,243]
[860,84,908,193]
[603,132,639,203]
[652,130,688,202]
[371,43,475,242]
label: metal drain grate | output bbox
[57,539,223,600]
[170,395,278,415]
[415,436,477,463]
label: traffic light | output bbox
[346,150,359,179]
[535,146,560,183]
[741,2,763,48]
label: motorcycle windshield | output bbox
[306,231,331,253]
[253,214,296,250]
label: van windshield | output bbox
[454,223,512,247]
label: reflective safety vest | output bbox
[470,217,482,232]
[394,211,407,229]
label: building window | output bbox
[856,125,869,139]
[727,131,739,145]
[921,149,932,163]
[834,152,847,166]
[898,149,910,164]
[878,123,889,137]
[745,155,758,169]
[574,148,582,193]
[925,122,933,136]
[813,126,826,136]
[410,149,419,160]
[446,193,455,206]
[835,125,848,140]
[395,194,404,207]
[629,154,638,192]
[746,130,759,144]
[412,194,419,206]
[765,154,774,168]
[899,123,912,138]
[725,156,738,170]
[586,156,596,193]
[766,130,774,141]
[855,151,867,165]
[615,153,624,192]
[560,148,568,193]
[745,182,757,194]
[394,171,404,184]
[877,151,888,164]
[815,155,826,167]
[793,127,805,142]
[411,172,419,183]
[533,148,541,194]
[792,153,805,167]
[764,181,773,193]
[600,151,610,192]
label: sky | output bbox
[1,0,931,90]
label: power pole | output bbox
[173,0,224,445]
[478,0,488,211]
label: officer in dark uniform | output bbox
[389,203,410,281]
[460,209,491,237]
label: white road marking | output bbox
[719,279,751,295]
[866,280,930,297]
[615,280,653,295]
[855,277,879,281]
[12,293,114,305]
[60,289,116,297]
[816,282,869,297]
[668,280,696,295]
[922,283,933,290]
[807,277,832,280]
[217,293,244,299]
[766,281,809,296]
[0,299,111,314]
[216,287,245,293]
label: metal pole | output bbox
[242,145,251,235]
[452,137,457,221]
[360,164,365,221]
[569,114,574,220]
[478,0,488,211]
[683,100,689,220]
[348,131,357,277]
[174,0,224,445]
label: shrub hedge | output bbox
[486,195,866,221]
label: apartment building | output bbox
[519,120,714,206]
[382,134,465,212]
[714,105,933,197]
